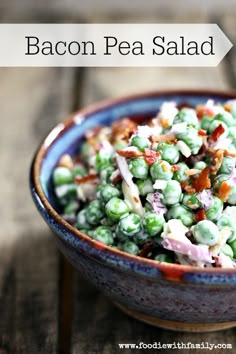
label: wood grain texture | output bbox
[0,67,75,354]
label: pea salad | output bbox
[52,99,236,268]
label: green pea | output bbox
[72,164,87,178]
[173,162,189,182]
[200,115,214,131]
[93,226,114,245]
[205,196,223,221]
[221,244,234,258]
[76,209,91,230]
[95,150,113,172]
[122,241,139,255]
[162,180,182,206]
[215,112,234,127]
[137,178,154,196]
[131,136,151,152]
[86,200,105,225]
[208,120,228,136]
[143,212,165,236]
[228,126,236,140]
[81,141,94,162]
[53,166,73,186]
[105,197,129,221]
[154,254,173,263]
[55,184,77,205]
[157,142,180,164]
[176,128,203,154]
[167,204,195,227]
[128,157,149,180]
[227,185,236,205]
[182,193,201,210]
[117,213,141,236]
[217,214,236,242]
[213,174,229,191]
[100,166,115,183]
[173,108,199,127]
[193,220,219,246]
[193,161,207,171]
[63,200,79,215]
[97,183,121,203]
[150,160,173,181]
[229,238,236,258]
[133,230,150,244]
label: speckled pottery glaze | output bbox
[30,90,236,332]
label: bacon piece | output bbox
[112,118,137,141]
[198,129,207,137]
[185,169,201,176]
[171,164,181,172]
[139,241,155,258]
[196,105,214,119]
[160,118,170,128]
[210,149,224,175]
[210,124,225,142]
[117,149,143,158]
[74,174,98,184]
[180,181,196,194]
[143,149,160,165]
[195,209,207,222]
[224,104,232,113]
[223,150,236,158]
[216,181,231,202]
[151,133,177,144]
[193,166,211,192]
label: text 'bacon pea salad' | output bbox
[52,99,236,268]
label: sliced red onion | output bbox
[228,168,236,186]
[116,155,133,187]
[146,192,167,216]
[196,189,213,210]
[162,237,213,263]
[210,137,232,150]
[99,140,114,154]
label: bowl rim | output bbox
[30,88,236,279]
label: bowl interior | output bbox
[40,91,234,205]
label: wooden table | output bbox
[0,5,236,354]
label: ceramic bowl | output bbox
[30,90,236,332]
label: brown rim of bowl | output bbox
[32,89,236,276]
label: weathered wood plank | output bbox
[71,11,235,354]
[0,67,75,354]
[221,14,236,89]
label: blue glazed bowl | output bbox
[30,90,236,332]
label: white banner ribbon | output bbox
[0,24,233,67]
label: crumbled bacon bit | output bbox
[151,133,177,144]
[193,166,211,192]
[74,174,98,184]
[117,149,143,158]
[224,104,232,113]
[198,129,207,136]
[196,105,214,119]
[195,209,207,222]
[180,181,196,194]
[111,118,137,141]
[185,169,201,176]
[133,196,139,203]
[223,150,236,158]
[160,118,170,128]
[111,174,122,184]
[210,149,224,175]
[171,165,181,172]
[210,124,225,142]
[139,241,154,258]
[58,154,74,170]
[143,149,160,165]
[216,181,231,202]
